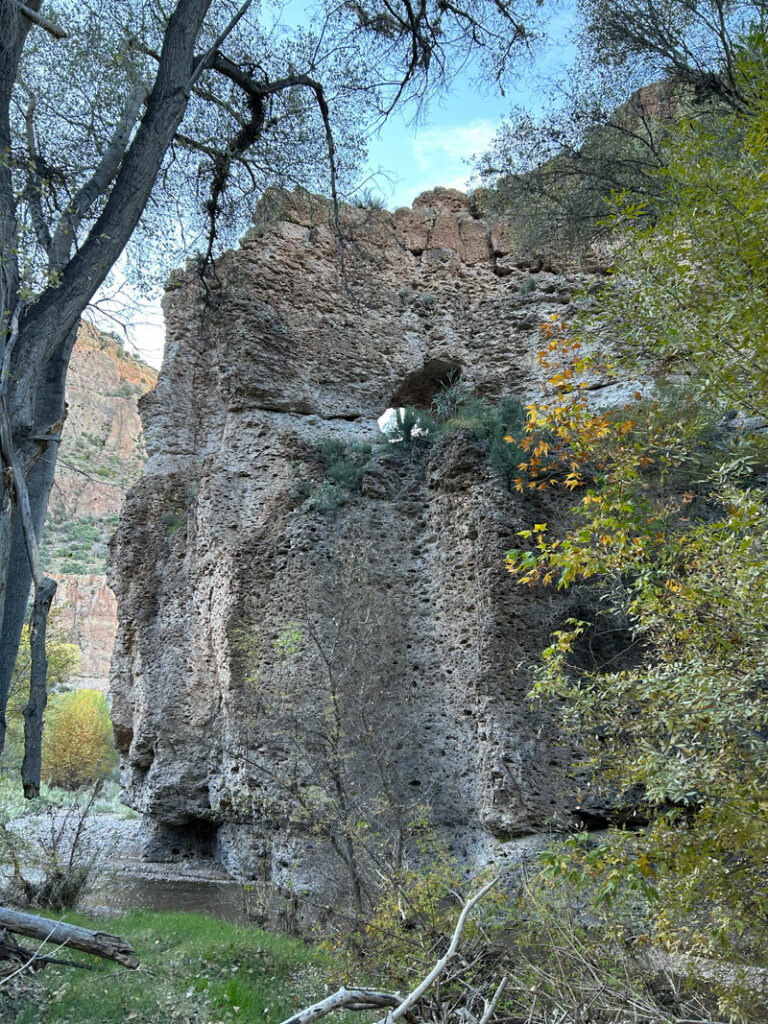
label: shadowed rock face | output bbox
[109,188,599,921]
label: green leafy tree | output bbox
[506,47,768,966]
[477,0,768,254]
[2,618,80,767]
[594,50,768,419]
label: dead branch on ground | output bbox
[278,878,499,1024]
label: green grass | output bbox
[4,910,340,1024]
[0,777,137,820]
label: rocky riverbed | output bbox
[1,811,246,921]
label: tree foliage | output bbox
[476,74,678,254]
[1,618,80,765]
[41,688,117,789]
[506,46,768,967]
[593,44,768,418]
[477,0,768,255]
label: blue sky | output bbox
[364,6,577,209]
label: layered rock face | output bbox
[110,188,602,916]
[51,575,118,693]
[43,324,156,690]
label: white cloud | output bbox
[376,118,499,210]
[411,119,498,171]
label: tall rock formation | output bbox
[110,189,608,920]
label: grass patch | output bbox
[300,439,372,511]
[0,777,137,820]
[4,910,338,1024]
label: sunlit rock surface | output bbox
[110,188,606,923]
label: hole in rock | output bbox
[378,358,465,438]
[389,358,464,408]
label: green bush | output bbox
[162,509,187,537]
[2,621,81,772]
[433,386,527,487]
[325,458,365,492]
[302,479,346,511]
[302,438,372,509]
[379,387,527,487]
[431,370,471,421]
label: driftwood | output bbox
[280,989,404,1024]
[0,906,138,972]
[279,878,499,1024]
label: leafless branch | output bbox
[277,878,498,1024]
[383,877,498,1023]
[16,2,69,40]
[280,988,403,1024]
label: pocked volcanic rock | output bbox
[109,188,613,923]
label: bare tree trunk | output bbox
[0,0,214,766]
[21,574,57,796]
[0,905,138,969]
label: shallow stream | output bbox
[81,871,248,922]
[5,811,250,923]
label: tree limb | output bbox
[478,976,508,1024]
[0,906,138,969]
[382,877,498,1023]
[21,572,56,796]
[277,879,498,1024]
[0,402,44,589]
[21,91,53,254]
[203,58,349,285]
[280,989,403,1024]
[16,2,69,40]
[48,81,147,271]
[23,0,214,359]
[0,299,61,796]
[1,301,26,398]
[187,0,254,91]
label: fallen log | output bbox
[0,906,138,969]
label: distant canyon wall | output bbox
[44,325,156,691]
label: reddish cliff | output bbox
[42,325,157,690]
